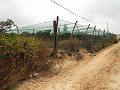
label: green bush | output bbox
[0,35,50,89]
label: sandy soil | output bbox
[17,42,120,90]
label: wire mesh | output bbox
[6,19,110,36]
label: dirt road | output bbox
[17,42,120,90]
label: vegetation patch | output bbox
[0,35,51,89]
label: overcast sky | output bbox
[0,0,120,34]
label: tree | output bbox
[0,19,19,34]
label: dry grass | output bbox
[58,38,80,52]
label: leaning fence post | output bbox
[15,25,19,34]
[85,24,90,35]
[93,26,96,35]
[70,21,77,39]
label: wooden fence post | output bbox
[85,24,90,35]
[53,16,59,55]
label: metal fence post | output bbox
[98,29,100,36]
[33,29,35,35]
[15,25,19,34]
[85,24,90,35]
[93,26,96,35]
[70,21,77,39]
[103,29,105,38]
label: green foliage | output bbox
[0,19,15,34]
[58,33,71,40]
[21,31,30,37]
[36,30,51,39]
[0,35,50,89]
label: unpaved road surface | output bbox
[17,42,120,90]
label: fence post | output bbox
[52,16,59,55]
[103,29,105,37]
[12,30,14,34]
[33,29,35,34]
[14,25,19,34]
[110,32,112,39]
[107,30,109,40]
[103,29,106,40]
[93,26,96,35]
[95,28,96,37]
[70,21,77,39]
[33,29,35,36]
[98,29,100,36]
[85,24,90,35]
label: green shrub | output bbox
[0,35,50,89]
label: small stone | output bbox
[34,73,39,76]
[29,74,32,78]
[64,81,66,83]
[33,84,37,87]
[81,85,83,87]
[57,54,62,58]
[40,82,45,84]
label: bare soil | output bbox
[16,42,120,90]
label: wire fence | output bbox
[6,19,110,36]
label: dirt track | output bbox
[17,42,120,90]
